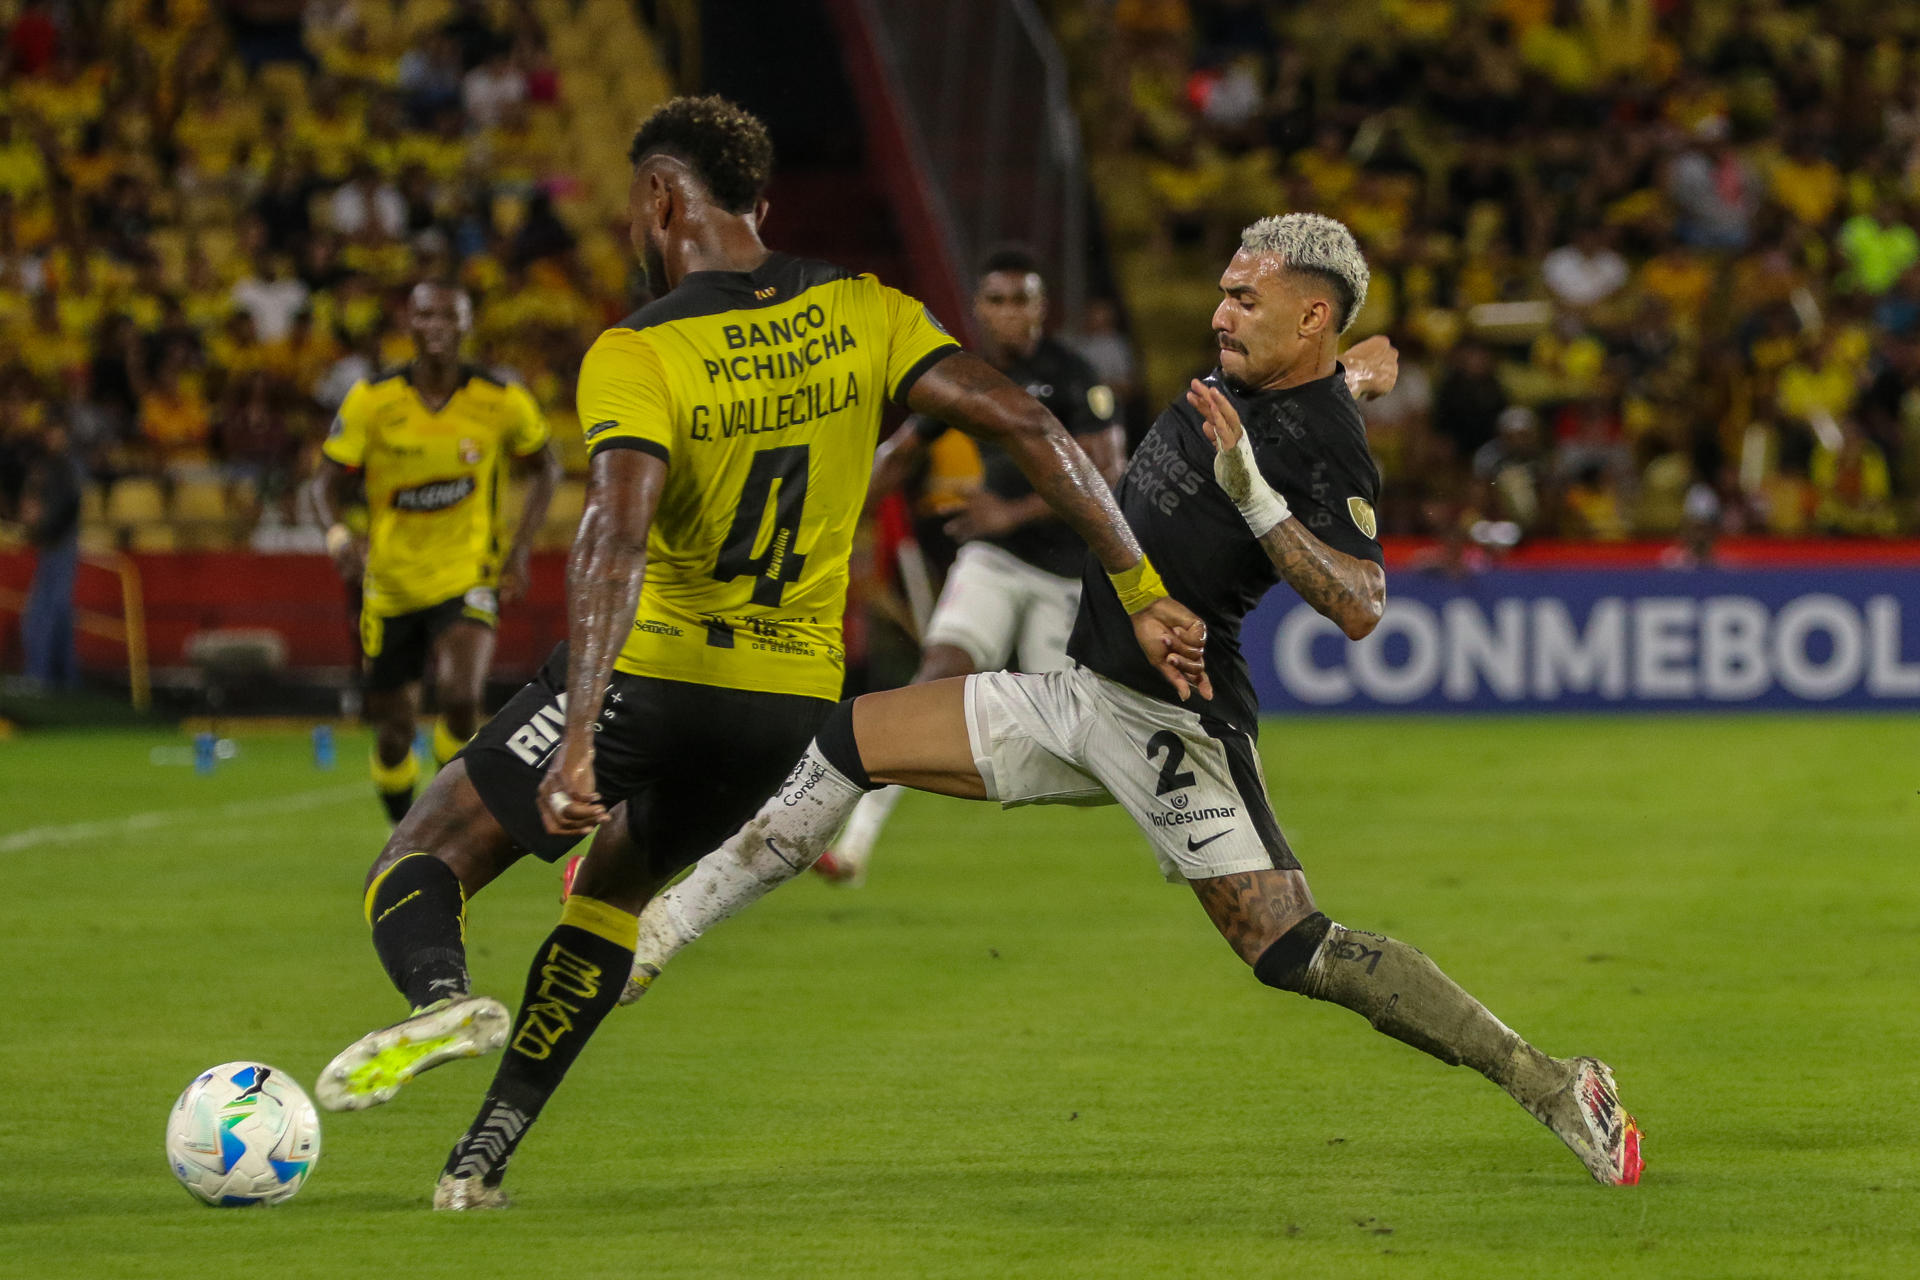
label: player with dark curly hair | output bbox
[312,94,1210,1208]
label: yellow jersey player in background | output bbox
[311,97,1207,1210]
[311,282,562,823]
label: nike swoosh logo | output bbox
[764,837,799,869]
[1186,830,1233,852]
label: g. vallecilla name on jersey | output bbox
[391,476,478,512]
[690,372,861,441]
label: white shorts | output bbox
[963,665,1298,883]
[923,541,1080,673]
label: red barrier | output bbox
[5,540,1920,674]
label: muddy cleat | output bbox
[433,1173,511,1211]
[315,995,511,1112]
[1541,1058,1644,1185]
[618,960,661,1006]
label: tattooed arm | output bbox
[536,446,666,836]
[1254,517,1385,641]
[1187,379,1385,642]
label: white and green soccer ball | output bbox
[165,1062,321,1207]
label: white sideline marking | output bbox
[0,784,368,854]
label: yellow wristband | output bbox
[1108,555,1167,614]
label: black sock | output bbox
[366,853,468,1009]
[443,897,637,1185]
[379,787,414,824]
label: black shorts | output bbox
[360,588,498,693]
[463,643,835,873]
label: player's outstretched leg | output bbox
[1197,868,1643,1185]
[316,762,522,1113]
[815,642,976,885]
[622,682,980,1002]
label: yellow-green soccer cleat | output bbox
[617,961,661,1007]
[432,1173,512,1211]
[315,996,510,1112]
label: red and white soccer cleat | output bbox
[560,855,583,901]
[1551,1058,1644,1185]
[811,848,860,884]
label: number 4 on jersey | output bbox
[713,445,810,606]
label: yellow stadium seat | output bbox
[171,479,229,524]
[106,477,167,525]
[128,523,178,552]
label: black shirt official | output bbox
[1069,363,1382,736]
[913,335,1116,580]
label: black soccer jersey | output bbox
[1066,365,1383,736]
[914,336,1116,579]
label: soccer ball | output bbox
[165,1062,321,1207]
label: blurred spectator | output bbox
[1812,421,1897,537]
[7,0,59,77]
[137,339,213,477]
[231,255,312,344]
[1667,126,1761,250]
[1473,406,1548,533]
[16,415,83,689]
[462,48,526,128]
[1064,297,1138,402]
[1432,341,1508,462]
[215,371,299,513]
[328,164,406,241]
[1838,200,1920,297]
[1541,226,1628,311]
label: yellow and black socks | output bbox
[371,748,419,825]
[366,852,469,1010]
[431,718,469,769]
[443,895,639,1186]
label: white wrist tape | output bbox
[1214,429,1290,537]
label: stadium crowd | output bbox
[0,0,673,552]
[1054,0,1920,539]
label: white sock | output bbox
[833,784,902,870]
[631,742,867,975]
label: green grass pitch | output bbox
[1,716,1916,1278]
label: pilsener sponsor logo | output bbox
[391,476,478,512]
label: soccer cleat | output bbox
[1541,1058,1644,1185]
[811,846,866,887]
[617,960,661,1006]
[432,1173,511,1211]
[560,854,583,901]
[315,995,510,1112]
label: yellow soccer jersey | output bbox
[578,253,960,700]
[323,364,550,614]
